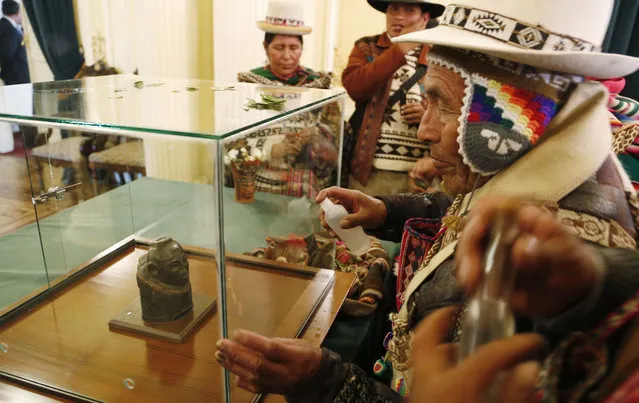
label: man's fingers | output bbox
[517,205,564,241]
[512,232,577,273]
[232,330,286,361]
[459,333,544,394]
[236,376,261,394]
[403,109,424,117]
[455,202,498,290]
[412,307,457,377]
[217,338,269,373]
[314,186,353,205]
[216,351,259,382]
[341,211,368,229]
[499,361,541,403]
[232,330,307,363]
[404,117,423,125]
[456,197,523,291]
[404,114,423,121]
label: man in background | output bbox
[0,0,36,149]
[342,0,443,195]
[0,0,29,86]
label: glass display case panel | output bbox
[1,129,225,403]
[0,147,49,316]
[220,95,345,402]
[0,75,343,139]
[0,76,347,403]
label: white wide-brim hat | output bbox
[257,0,312,36]
[393,0,639,79]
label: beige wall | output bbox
[212,0,336,83]
[25,0,388,85]
[75,0,214,80]
[333,0,386,87]
[332,1,386,115]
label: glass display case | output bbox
[0,75,351,402]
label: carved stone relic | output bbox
[137,237,193,322]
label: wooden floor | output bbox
[0,154,110,237]
[0,155,77,237]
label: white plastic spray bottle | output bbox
[320,198,370,256]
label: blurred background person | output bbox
[342,0,444,194]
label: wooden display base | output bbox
[108,293,216,343]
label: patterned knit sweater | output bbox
[373,48,429,173]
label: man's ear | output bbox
[422,12,431,25]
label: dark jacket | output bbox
[286,173,639,402]
[0,17,30,85]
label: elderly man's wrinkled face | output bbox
[418,63,482,195]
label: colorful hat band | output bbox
[440,4,600,53]
[265,16,305,27]
[428,47,582,176]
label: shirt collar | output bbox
[377,32,393,48]
[3,15,19,30]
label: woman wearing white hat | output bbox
[217,0,639,401]
[237,0,330,89]
[233,0,339,198]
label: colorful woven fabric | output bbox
[396,218,443,310]
[428,47,580,176]
[538,290,639,402]
[254,167,326,199]
[333,237,391,310]
[237,65,332,89]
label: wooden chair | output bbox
[30,135,91,201]
[28,61,123,200]
[88,140,146,195]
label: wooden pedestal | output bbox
[109,294,216,343]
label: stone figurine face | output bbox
[146,238,190,286]
[417,63,483,195]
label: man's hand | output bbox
[216,330,322,395]
[401,102,426,125]
[396,20,428,54]
[315,187,387,236]
[408,156,440,193]
[455,197,605,318]
[410,308,543,403]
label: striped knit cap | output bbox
[428,47,584,176]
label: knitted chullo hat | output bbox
[428,46,583,176]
